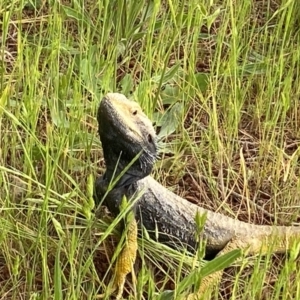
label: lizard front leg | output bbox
[112,214,138,299]
[97,196,138,299]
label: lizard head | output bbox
[97,93,157,187]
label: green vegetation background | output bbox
[1,0,300,299]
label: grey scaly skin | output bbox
[94,93,300,297]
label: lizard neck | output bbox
[94,173,139,215]
[101,141,149,188]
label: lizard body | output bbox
[94,93,300,298]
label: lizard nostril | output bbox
[147,134,153,144]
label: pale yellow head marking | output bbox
[106,93,155,141]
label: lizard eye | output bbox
[132,110,138,115]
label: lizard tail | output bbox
[236,223,300,255]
